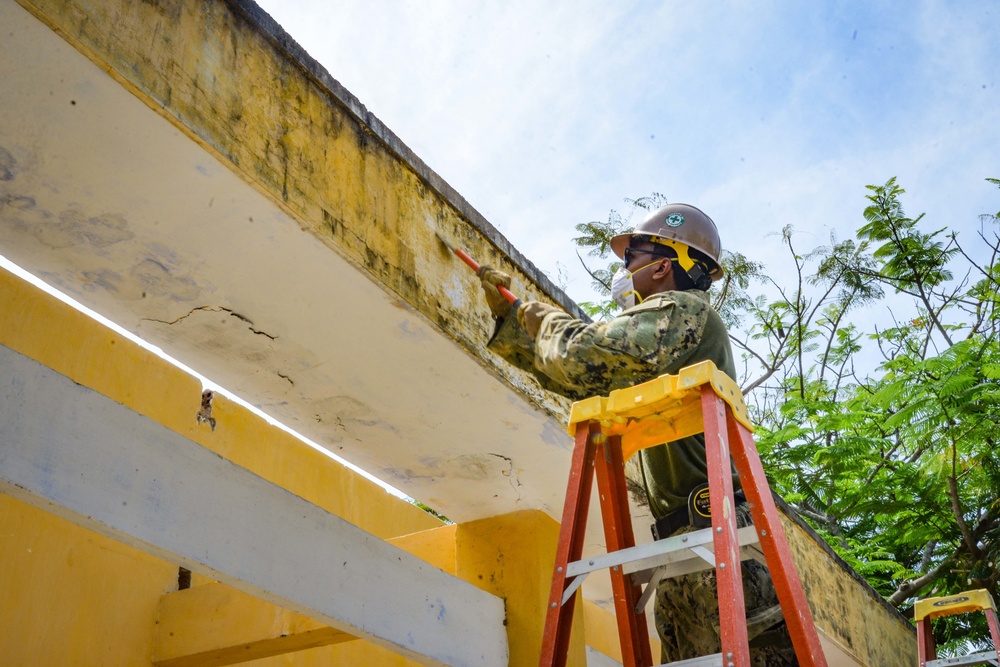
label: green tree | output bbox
[755,178,1000,652]
[572,181,1000,653]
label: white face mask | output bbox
[610,259,661,310]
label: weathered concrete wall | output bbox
[10,0,581,414]
[0,495,177,666]
[779,502,915,666]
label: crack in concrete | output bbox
[141,306,278,339]
[488,453,522,500]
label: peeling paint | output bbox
[539,420,572,450]
[0,146,19,181]
[488,453,523,500]
[1,194,35,210]
[26,208,134,249]
[79,268,124,294]
[129,259,200,301]
[196,390,216,429]
[395,319,426,341]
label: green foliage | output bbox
[752,178,1000,654]
[573,179,1000,653]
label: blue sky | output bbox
[253,1,999,306]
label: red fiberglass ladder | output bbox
[539,360,828,667]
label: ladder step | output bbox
[657,652,722,667]
[927,652,1000,667]
[567,525,763,581]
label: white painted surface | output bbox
[586,646,623,667]
[818,630,866,667]
[0,343,508,667]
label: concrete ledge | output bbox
[223,0,587,322]
[776,495,916,666]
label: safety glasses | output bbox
[624,246,673,267]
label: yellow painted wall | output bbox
[0,265,433,665]
[455,511,587,667]
[782,512,915,667]
[0,495,176,666]
[392,511,590,667]
[0,264,611,665]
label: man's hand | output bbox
[478,266,513,319]
[517,301,559,338]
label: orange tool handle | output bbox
[452,247,521,306]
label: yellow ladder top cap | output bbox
[913,589,996,622]
[566,360,752,450]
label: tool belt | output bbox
[651,483,746,541]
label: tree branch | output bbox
[887,557,952,606]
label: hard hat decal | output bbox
[664,213,685,228]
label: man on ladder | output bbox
[479,203,796,665]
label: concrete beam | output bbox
[0,343,507,667]
[153,583,355,667]
[1,0,576,528]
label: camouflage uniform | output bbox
[489,290,796,665]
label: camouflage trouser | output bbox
[654,502,799,666]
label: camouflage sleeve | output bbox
[486,313,589,398]
[530,312,658,397]
[533,293,710,397]
[486,314,537,375]
[488,292,714,400]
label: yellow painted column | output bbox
[424,510,588,667]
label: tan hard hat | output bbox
[610,203,724,280]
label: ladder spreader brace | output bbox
[539,360,828,667]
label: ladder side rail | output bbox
[700,387,752,666]
[987,608,1000,661]
[724,406,829,666]
[540,421,600,667]
[593,433,653,667]
[917,616,936,667]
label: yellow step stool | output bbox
[915,589,1000,666]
